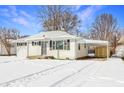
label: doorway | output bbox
[41,41,47,55]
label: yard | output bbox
[0,56,124,87]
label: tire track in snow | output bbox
[50,62,96,87]
[0,58,26,64]
[0,61,75,87]
[77,63,103,87]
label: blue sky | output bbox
[0,5,124,35]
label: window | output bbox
[17,43,19,46]
[50,40,52,50]
[25,43,27,46]
[34,42,37,45]
[17,42,27,46]
[53,41,55,50]
[38,41,41,45]
[32,41,41,46]
[67,39,70,50]
[56,40,63,50]
[32,42,34,46]
[49,39,70,50]
[78,44,80,50]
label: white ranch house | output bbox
[13,31,109,59]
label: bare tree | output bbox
[0,27,20,56]
[37,5,81,35]
[89,13,121,54]
[90,13,120,44]
[120,29,124,36]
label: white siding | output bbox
[28,43,41,56]
[17,46,27,58]
[75,42,88,58]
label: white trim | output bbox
[78,39,109,46]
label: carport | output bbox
[78,39,109,60]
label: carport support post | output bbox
[107,42,109,60]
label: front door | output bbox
[41,41,47,55]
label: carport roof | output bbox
[78,39,109,46]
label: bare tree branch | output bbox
[0,27,20,55]
[89,13,120,45]
[37,5,81,35]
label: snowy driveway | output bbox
[0,56,124,87]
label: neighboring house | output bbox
[0,39,16,56]
[115,36,124,57]
[13,31,109,59]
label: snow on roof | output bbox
[78,39,109,46]
[13,31,109,45]
[13,31,80,42]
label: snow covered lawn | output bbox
[0,56,123,87]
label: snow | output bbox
[13,31,79,42]
[0,56,124,87]
[78,39,109,46]
[115,45,124,57]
